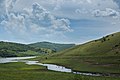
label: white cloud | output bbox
[92,8,120,18]
[113,0,120,8]
[1,13,27,36]
[87,0,92,4]
[75,9,88,14]
[51,18,73,32]
[53,0,64,11]
[8,0,119,20]
[0,0,18,23]
[6,0,18,12]
[0,0,6,13]
[0,2,72,40]
[0,0,6,21]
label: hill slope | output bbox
[0,41,54,57]
[40,32,120,74]
[54,32,120,57]
[29,42,75,52]
[0,41,33,57]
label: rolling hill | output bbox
[0,41,33,57]
[29,41,75,52]
[52,32,120,57]
[0,41,75,57]
[40,32,120,74]
[0,41,54,57]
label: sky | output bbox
[0,0,120,44]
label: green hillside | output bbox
[55,32,120,56]
[0,41,54,57]
[29,41,75,52]
[38,32,120,74]
[0,41,32,57]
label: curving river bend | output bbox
[0,56,119,77]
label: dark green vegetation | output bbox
[34,32,120,74]
[0,62,119,80]
[0,41,33,57]
[29,41,75,52]
[0,41,53,57]
[0,41,74,57]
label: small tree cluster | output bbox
[101,37,106,43]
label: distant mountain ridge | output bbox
[28,41,75,52]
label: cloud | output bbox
[0,0,120,43]
[92,8,120,18]
[53,0,64,11]
[75,9,88,14]
[6,0,18,13]
[51,18,73,32]
[1,13,26,35]
[8,0,118,20]
[0,0,18,14]
[113,0,120,8]
[29,3,72,32]
[0,2,72,41]
[0,0,6,22]
[87,0,92,4]
[0,0,18,23]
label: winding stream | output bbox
[0,56,119,77]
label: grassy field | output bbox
[52,32,120,57]
[0,62,120,80]
[0,32,120,80]
[29,32,120,75]
[31,55,120,74]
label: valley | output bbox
[0,32,120,80]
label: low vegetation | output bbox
[29,41,75,52]
[0,32,120,80]
[0,62,119,80]
[0,41,74,57]
[35,32,120,74]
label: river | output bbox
[0,56,119,77]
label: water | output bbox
[43,64,72,72]
[25,60,72,73]
[0,56,36,63]
[0,57,72,73]
[0,57,117,77]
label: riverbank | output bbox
[31,55,120,76]
[0,62,120,80]
[0,56,120,80]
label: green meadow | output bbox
[0,62,120,80]
[33,32,120,74]
[0,32,120,80]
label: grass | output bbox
[25,32,120,79]
[0,32,120,80]
[18,50,40,56]
[32,32,120,74]
[0,62,120,80]
[54,32,120,57]
[31,55,120,74]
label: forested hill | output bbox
[0,41,54,57]
[0,41,32,57]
